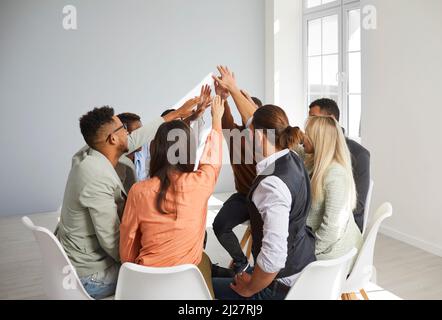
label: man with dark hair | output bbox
[55,104,196,299]
[252,96,263,109]
[116,112,149,191]
[161,109,176,117]
[309,98,371,232]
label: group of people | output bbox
[55,65,370,300]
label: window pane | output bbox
[306,0,321,9]
[306,0,337,9]
[308,56,322,94]
[348,52,361,94]
[322,15,338,55]
[322,54,339,94]
[308,18,322,56]
[348,94,362,138]
[348,9,361,52]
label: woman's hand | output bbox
[211,95,225,130]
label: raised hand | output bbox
[176,97,201,119]
[211,95,225,121]
[214,79,230,101]
[198,84,212,109]
[212,65,238,93]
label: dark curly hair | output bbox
[79,106,115,148]
[309,98,340,121]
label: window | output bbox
[304,0,362,140]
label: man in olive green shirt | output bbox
[55,102,197,299]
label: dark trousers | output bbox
[212,193,250,265]
[354,213,364,233]
[212,268,289,300]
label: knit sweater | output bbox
[306,162,363,262]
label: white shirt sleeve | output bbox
[252,176,292,274]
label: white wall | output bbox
[0,0,265,216]
[361,0,442,256]
[265,0,306,126]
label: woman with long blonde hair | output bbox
[303,116,363,262]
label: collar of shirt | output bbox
[256,149,290,175]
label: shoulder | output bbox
[346,138,370,158]
[325,163,347,183]
[130,178,160,196]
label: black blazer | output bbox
[346,138,371,232]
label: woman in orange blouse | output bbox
[119,95,225,296]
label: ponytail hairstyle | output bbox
[252,105,303,150]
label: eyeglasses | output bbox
[106,123,128,142]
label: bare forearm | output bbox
[230,88,256,124]
[248,265,278,295]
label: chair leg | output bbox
[341,293,349,300]
[246,236,253,261]
[360,289,369,300]
[239,226,251,249]
[349,292,359,300]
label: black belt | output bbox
[270,280,291,296]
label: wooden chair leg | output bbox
[360,289,369,300]
[246,235,253,260]
[341,293,349,300]
[349,292,358,300]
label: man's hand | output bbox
[230,272,254,298]
[185,85,212,123]
[212,66,238,93]
[163,97,200,122]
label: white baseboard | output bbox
[379,226,442,258]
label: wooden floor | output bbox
[1,197,441,300]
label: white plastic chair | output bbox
[362,180,375,236]
[342,202,393,300]
[115,263,212,300]
[285,248,357,300]
[21,216,93,300]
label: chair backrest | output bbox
[285,248,357,300]
[362,180,375,235]
[115,262,212,300]
[21,216,92,300]
[344,203,393,292]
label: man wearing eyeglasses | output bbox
[55,102,198,299]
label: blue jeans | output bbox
[80,264,119,299]
[212,268,288,300]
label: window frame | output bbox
[303,0,362,140]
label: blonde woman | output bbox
[303,116,363,262]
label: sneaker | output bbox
[232,261,250,274]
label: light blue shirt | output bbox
[134,144,149,181]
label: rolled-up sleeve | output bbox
[252,177,292,274]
